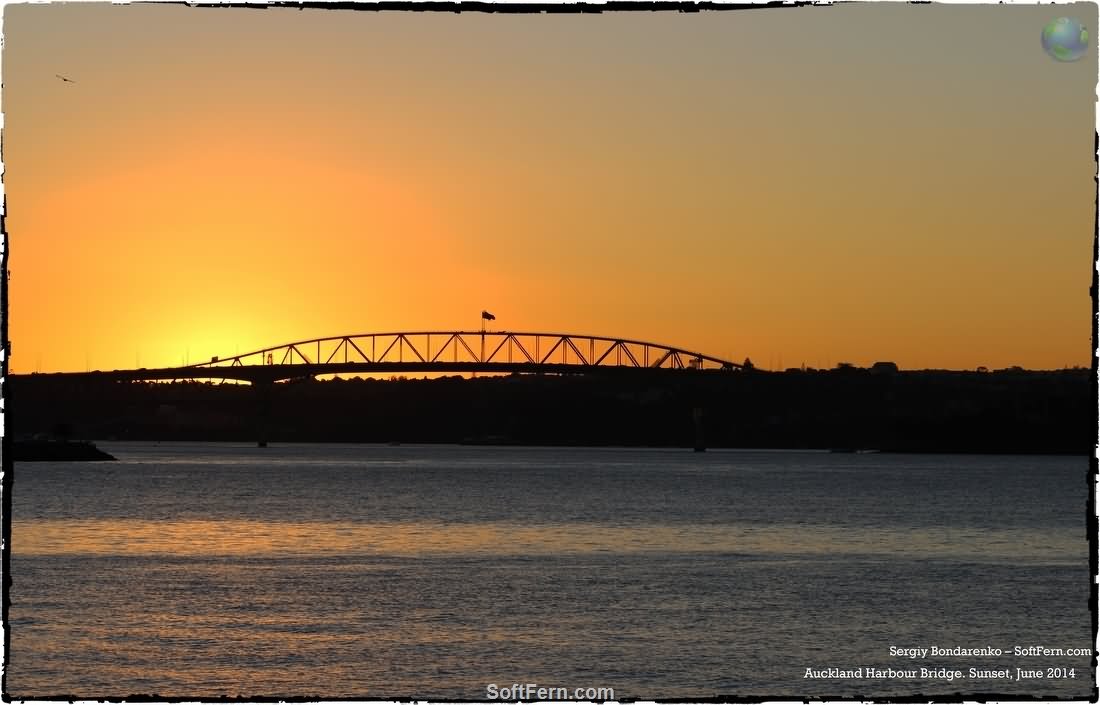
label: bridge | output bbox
[20,330,740,449]
[32,330,742,384]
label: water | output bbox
[7,443,1094,699]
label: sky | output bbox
[3,1,1096,373]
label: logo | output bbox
[1042,17,1088,62]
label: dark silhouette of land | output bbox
[12,439,115,461]
[8,366,1091,454]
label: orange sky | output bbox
[4,3,1096,372]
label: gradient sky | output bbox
[3,2,1096,372]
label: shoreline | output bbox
[69,438,1091,458]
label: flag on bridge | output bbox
[481,311,496,321]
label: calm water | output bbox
[8,443,1094,699]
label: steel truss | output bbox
[189,331,739,372]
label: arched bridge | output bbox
[47,330,742,384]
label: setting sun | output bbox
[4,3,1094,373]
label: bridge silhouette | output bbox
[35,330,743,384]
[24,330,741,448]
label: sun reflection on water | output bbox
[14,518,1080,562]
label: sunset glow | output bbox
[5,3,1095,372]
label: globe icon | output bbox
[1042,17,1089,62]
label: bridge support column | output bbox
[693,406,706,452]
[254,380,273,448]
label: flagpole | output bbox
[475,314,485,380]
[478,310,495,373]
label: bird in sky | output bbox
[55,74,75,84]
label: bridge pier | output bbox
[693,406,706,452]
[254,380,273,448]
